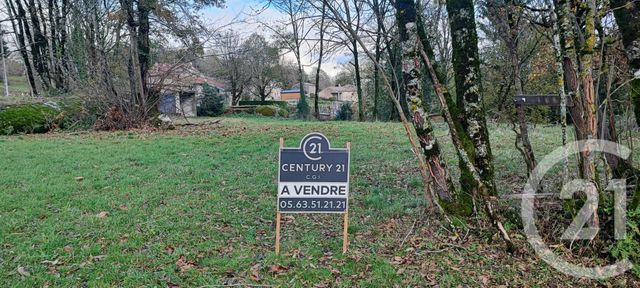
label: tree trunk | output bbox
[415,7,474,215]
[314,1,326,119]
[26,0,52,90]
[373,40,381,121]
[6,0,38,95]
[353,40,364,121]
[138,0,152,116]
[505,0,537,176]
[446,0,497,196]
[396,0,457,206]
[611,0,640,127]
[557,0,600,228]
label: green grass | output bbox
[0,117,638,286]
[0,75,31,96]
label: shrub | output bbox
[0,104,61,135]
[93,105,132,131]
[197,84,225,117]
[255,105,279,117]
[277,107,289,118]
[335,102,353,121]
[611,208,640,276]
[58,101,97,130]
[296,95,310,119]
[239,100,288,109]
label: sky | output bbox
[202,0,349,78]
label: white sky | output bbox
[202,0,349,77]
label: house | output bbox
[291,82,317,95]
[148,63,226,117]
[268,87,282,100]
[316,85,358,118]
[280,89,303,103]
[319,85,358,102]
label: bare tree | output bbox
[243,33,280,101]
[269,0,314,118]
[215,30,250,105]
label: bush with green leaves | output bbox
[197,84,225,117]
[0,104,61,135]
[277,107,289,118]
[611,208,640,276]
[239,100,288,109]
[255,105,278,117]
[295,95,310,119]
[335,102,353,121]
[59,101,97,131]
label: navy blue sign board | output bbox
[278,133,350,213]
[275,133,351,255]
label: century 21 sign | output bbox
[278,133,350,213]
[275,133,351,255]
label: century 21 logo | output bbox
[521,140,633,279]
[303,135,325,160]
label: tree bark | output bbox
[446,0,497,196]
[557,0,600,228]
[415,5,474,215]
[6,0,38,95]
[396,0,456,206]
[25,0,52,90]
[313,1,326,119]
[373,3,381,121]
[610,0,640,127]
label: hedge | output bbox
[238,100,288,109]
[0,104,61,135]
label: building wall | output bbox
[269,88,282,100]
[281,92,301,102]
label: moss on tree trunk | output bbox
[445,0,497,196]
[396,0,463,211]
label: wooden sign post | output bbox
[275,133,351,255]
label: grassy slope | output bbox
[0,75,31,95]
[0,117,638,287]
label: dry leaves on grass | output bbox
[96,211,109,218]
[250,264,262,281]
[175,256,197,272]
[268,264,289,274]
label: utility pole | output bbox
[0,29,8,97]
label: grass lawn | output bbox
[0,75,31,96]
[1,116,638,286]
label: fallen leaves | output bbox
[175,256,197,272]
[96,211,109,218]
[250,264,261,281]
[268,264,289,274]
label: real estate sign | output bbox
[278,133,350,213]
